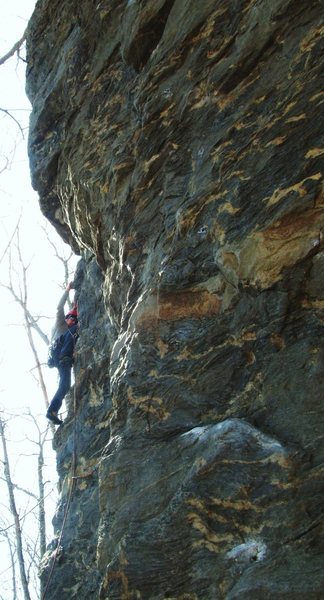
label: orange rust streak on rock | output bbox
[158,290,221,321]
[263,206,323,241]
[134,290,222,331]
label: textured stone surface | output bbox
[27,0,323,598]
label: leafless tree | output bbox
[1,225,75,408]
[42,225,74,294]
[1,229,50,409]
[0,414,31,600]
[0,33,28,177]
[0,406,58,599]
[0,223,76,598]
[0,525,17,600]
[24,411,48,560]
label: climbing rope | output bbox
[41,385,78,600]
[41,363,107,598]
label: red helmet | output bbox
[65,305,78,319]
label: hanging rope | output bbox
[41,384,78,600]
[41,345,107,598]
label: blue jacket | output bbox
[59,324,78,362]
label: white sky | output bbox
[0,3,79,597]
[0,0,78,412]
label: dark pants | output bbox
[48,363,72,414]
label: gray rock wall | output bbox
[27,0,324,598]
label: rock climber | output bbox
[46,282,78,426]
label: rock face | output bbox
[26,0,324,598]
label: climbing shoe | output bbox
[46,411,63,426]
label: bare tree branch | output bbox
[0,228,51,410]
[41,225,74,306]
[15,236,50,409]
[26,412,47,560]
[3,530,17,600]
[0,484,56,535]
[0,217,21,268]
[0,34,26,67]
[0,416,31,600]
[0,108,25,138]
[0,477,38,500]
[0,279,50,346]
[0,154,9,175]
